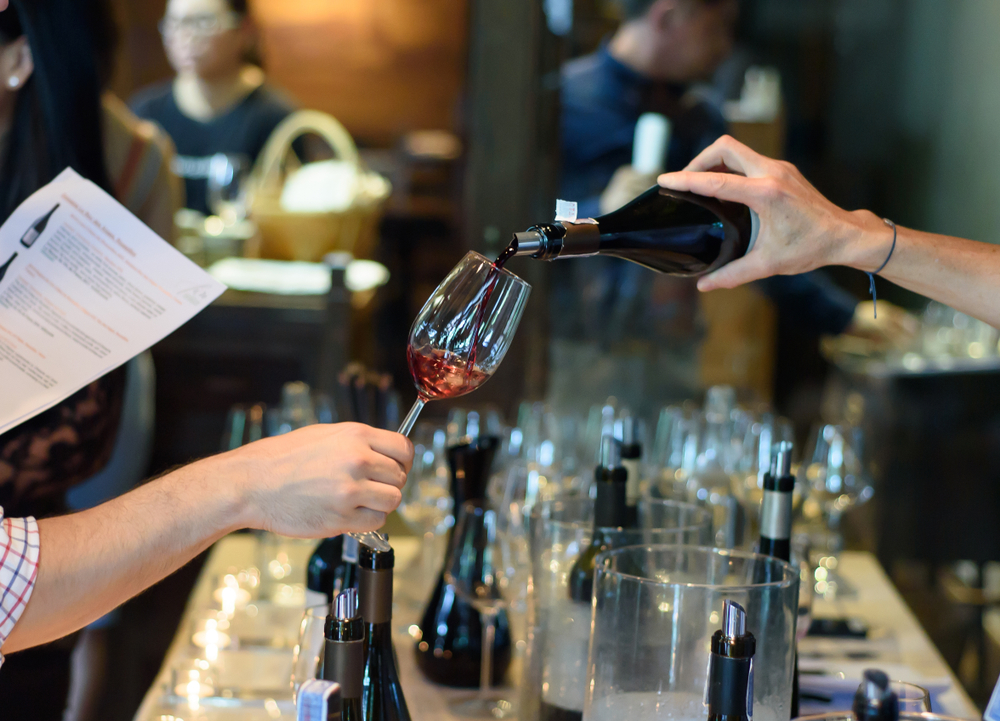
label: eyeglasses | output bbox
[158,11,241,39]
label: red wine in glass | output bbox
[406,347,491,401]
[396,251,531,436]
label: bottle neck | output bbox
[365,617,395,649]
[515,221,599,261]
[707,629,755,721]
[593,468,628,529]
[359,567,393,626]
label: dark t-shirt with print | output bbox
[130,82,295,215]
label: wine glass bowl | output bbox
[802,424,868,518]
[398,252,531,435]
[800,423,873,599]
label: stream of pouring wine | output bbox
[465,238,519,378]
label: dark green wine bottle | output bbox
[323,588,363,721]
[511,186,758,277]
[359,544,412,721]
[756,441,800,718]
[567,435,628,603]
[617,411,642,529]
[707,600,756,721]
[308,535,359,604]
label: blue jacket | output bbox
[558,46,857,338]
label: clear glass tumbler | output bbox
[585,545,799,721]
[519,496,713,721]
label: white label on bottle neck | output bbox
[760,489,792,541]
[623,458,642,507]
[555,199,578,223]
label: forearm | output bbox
[845,211,1000,327]
[3,453,251,652]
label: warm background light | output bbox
[110,0,468,146]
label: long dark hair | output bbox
[0,0,115,219]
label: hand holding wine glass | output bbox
[351,253,530,560]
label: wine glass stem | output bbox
[397,398,426,436]
[479,609,497,696]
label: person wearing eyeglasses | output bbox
[130,0,297,216]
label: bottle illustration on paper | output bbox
[0,203,60,289]
[0,252,17,287]
[21,203,60,248]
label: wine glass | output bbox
[734,413,795,541]
[397,423,453,603]
[888,681,933,713]
[290,604,327,693]
[444,501,518,719]
[397,251,531,436]
[350,254,529,555]
[801,423,874,599]
[207,152,251,225]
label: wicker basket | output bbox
[247,110,390,261]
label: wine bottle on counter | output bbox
[359,543,412,721]
[323,588,363,721]
[707,600,756,721]
[506,186,758,277]
[307,535,359,606]
[20,203,59,248]
[568,435,629,602]
[414,436,513,688]
[616,411,642,528]
[759,441,794,562]
[757,440,800,718]
[541,435,628,721]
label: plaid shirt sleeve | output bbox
[0,507,40,667]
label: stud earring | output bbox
[7,76,20,89]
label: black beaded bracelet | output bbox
[867,218,897,319]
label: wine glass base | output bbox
[448,693,517,719]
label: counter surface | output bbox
[133,537,978,720]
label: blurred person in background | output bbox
[131,0,298,216]
[0,0,180,717]
[550,0,911,415]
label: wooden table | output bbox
[134,541,978,720]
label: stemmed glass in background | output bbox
[800,423,874,599]
[734,413,795,541]
[207,152,252,225]
[445,501,520,719]
[290,604,328,693]
[396,422,453,604]
[396,251,531,436]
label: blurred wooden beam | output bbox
[458,0,563,409]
